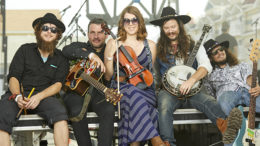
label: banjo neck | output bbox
[186,24,212,67]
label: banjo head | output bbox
[162,65,202,98]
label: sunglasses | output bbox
[41,25,58,34]
[211,47,225,56]
[123,18,138,25]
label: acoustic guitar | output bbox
[65,59,122,105]
[233,39,260,146]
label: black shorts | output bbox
[0,92,68,134]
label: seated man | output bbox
[62,18,115,146]
[150,6,242,146]
[203,39,260,116]
[0,13,69,146]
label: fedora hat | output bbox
[32,13,65,33]
[150,6,191,26]
[203,39,229,54]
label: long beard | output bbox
[36,32,58,55]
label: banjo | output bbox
[162,24,212,98]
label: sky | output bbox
[6,0,208,41]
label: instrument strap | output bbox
[69,90,92,122]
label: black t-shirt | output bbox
[7,43,69,93]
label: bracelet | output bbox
[105,57,113,61]
[15,94,22,102]
[8,94,17,101]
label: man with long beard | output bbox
[150,6,242,145]
[203,39,260,116]
[0,13,69,146]
[62,18,115,146]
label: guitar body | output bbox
[233,106,260,146]
[65,59,123,105]
[65,59,101,96]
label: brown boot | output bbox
[216,108,242,144]
[151,136,166,146]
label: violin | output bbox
[101,23,153,87]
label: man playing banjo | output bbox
[150,6,242,145]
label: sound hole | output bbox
[76,68,84,78]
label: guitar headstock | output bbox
[104,88,123,105]
[249,39,260,62]
[202,24,212,33]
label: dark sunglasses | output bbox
[41,25,58,34]
[123,18,138,25]
[211,47,225,56]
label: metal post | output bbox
[1,0,8,91]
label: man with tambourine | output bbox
[150,6,243,146]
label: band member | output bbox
[62,18,115,146]
[0,13,69,146]
[150,6,242,145]
[203,39,260,115]
[104,6,166,146]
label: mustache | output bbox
[166,32,177,36]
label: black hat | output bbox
[203,39,229,54]
[150,6,191,26]
[32,13,65,33]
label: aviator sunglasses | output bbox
[41,25,58,34]
[123,18,139,25]
[211,47,225,56]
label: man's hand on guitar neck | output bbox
[88,52,106,73]
[249,85,260,98]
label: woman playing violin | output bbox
[104,6,166,146]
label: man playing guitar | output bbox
[62,18,115,146]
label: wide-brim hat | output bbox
[32,13,65,33]
[203,39,229,54]
[150,6,191,26]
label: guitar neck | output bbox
[186,30,207,67]
[80,73,107,93]
[248,61,257,129]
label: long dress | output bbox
[111,42,159,145]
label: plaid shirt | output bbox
[203,62,252,98]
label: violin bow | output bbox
[101,23,121,119]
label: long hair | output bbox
[210,49,239,69]
[118,6,147,41]
[157,18,194,63]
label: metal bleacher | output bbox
[12,107,260,146]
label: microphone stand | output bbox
[252,17,259,39]
[74,15,81,42]
[58,23,76,47]
[68,0,87,27]
[60,5,71,19]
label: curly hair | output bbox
[117,6,147,41]
[157,18,194,63]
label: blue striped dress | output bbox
[111,43,159,145]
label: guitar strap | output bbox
[69,87,93,122]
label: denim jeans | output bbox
[218,87,260,116]
[157,89,226,146]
